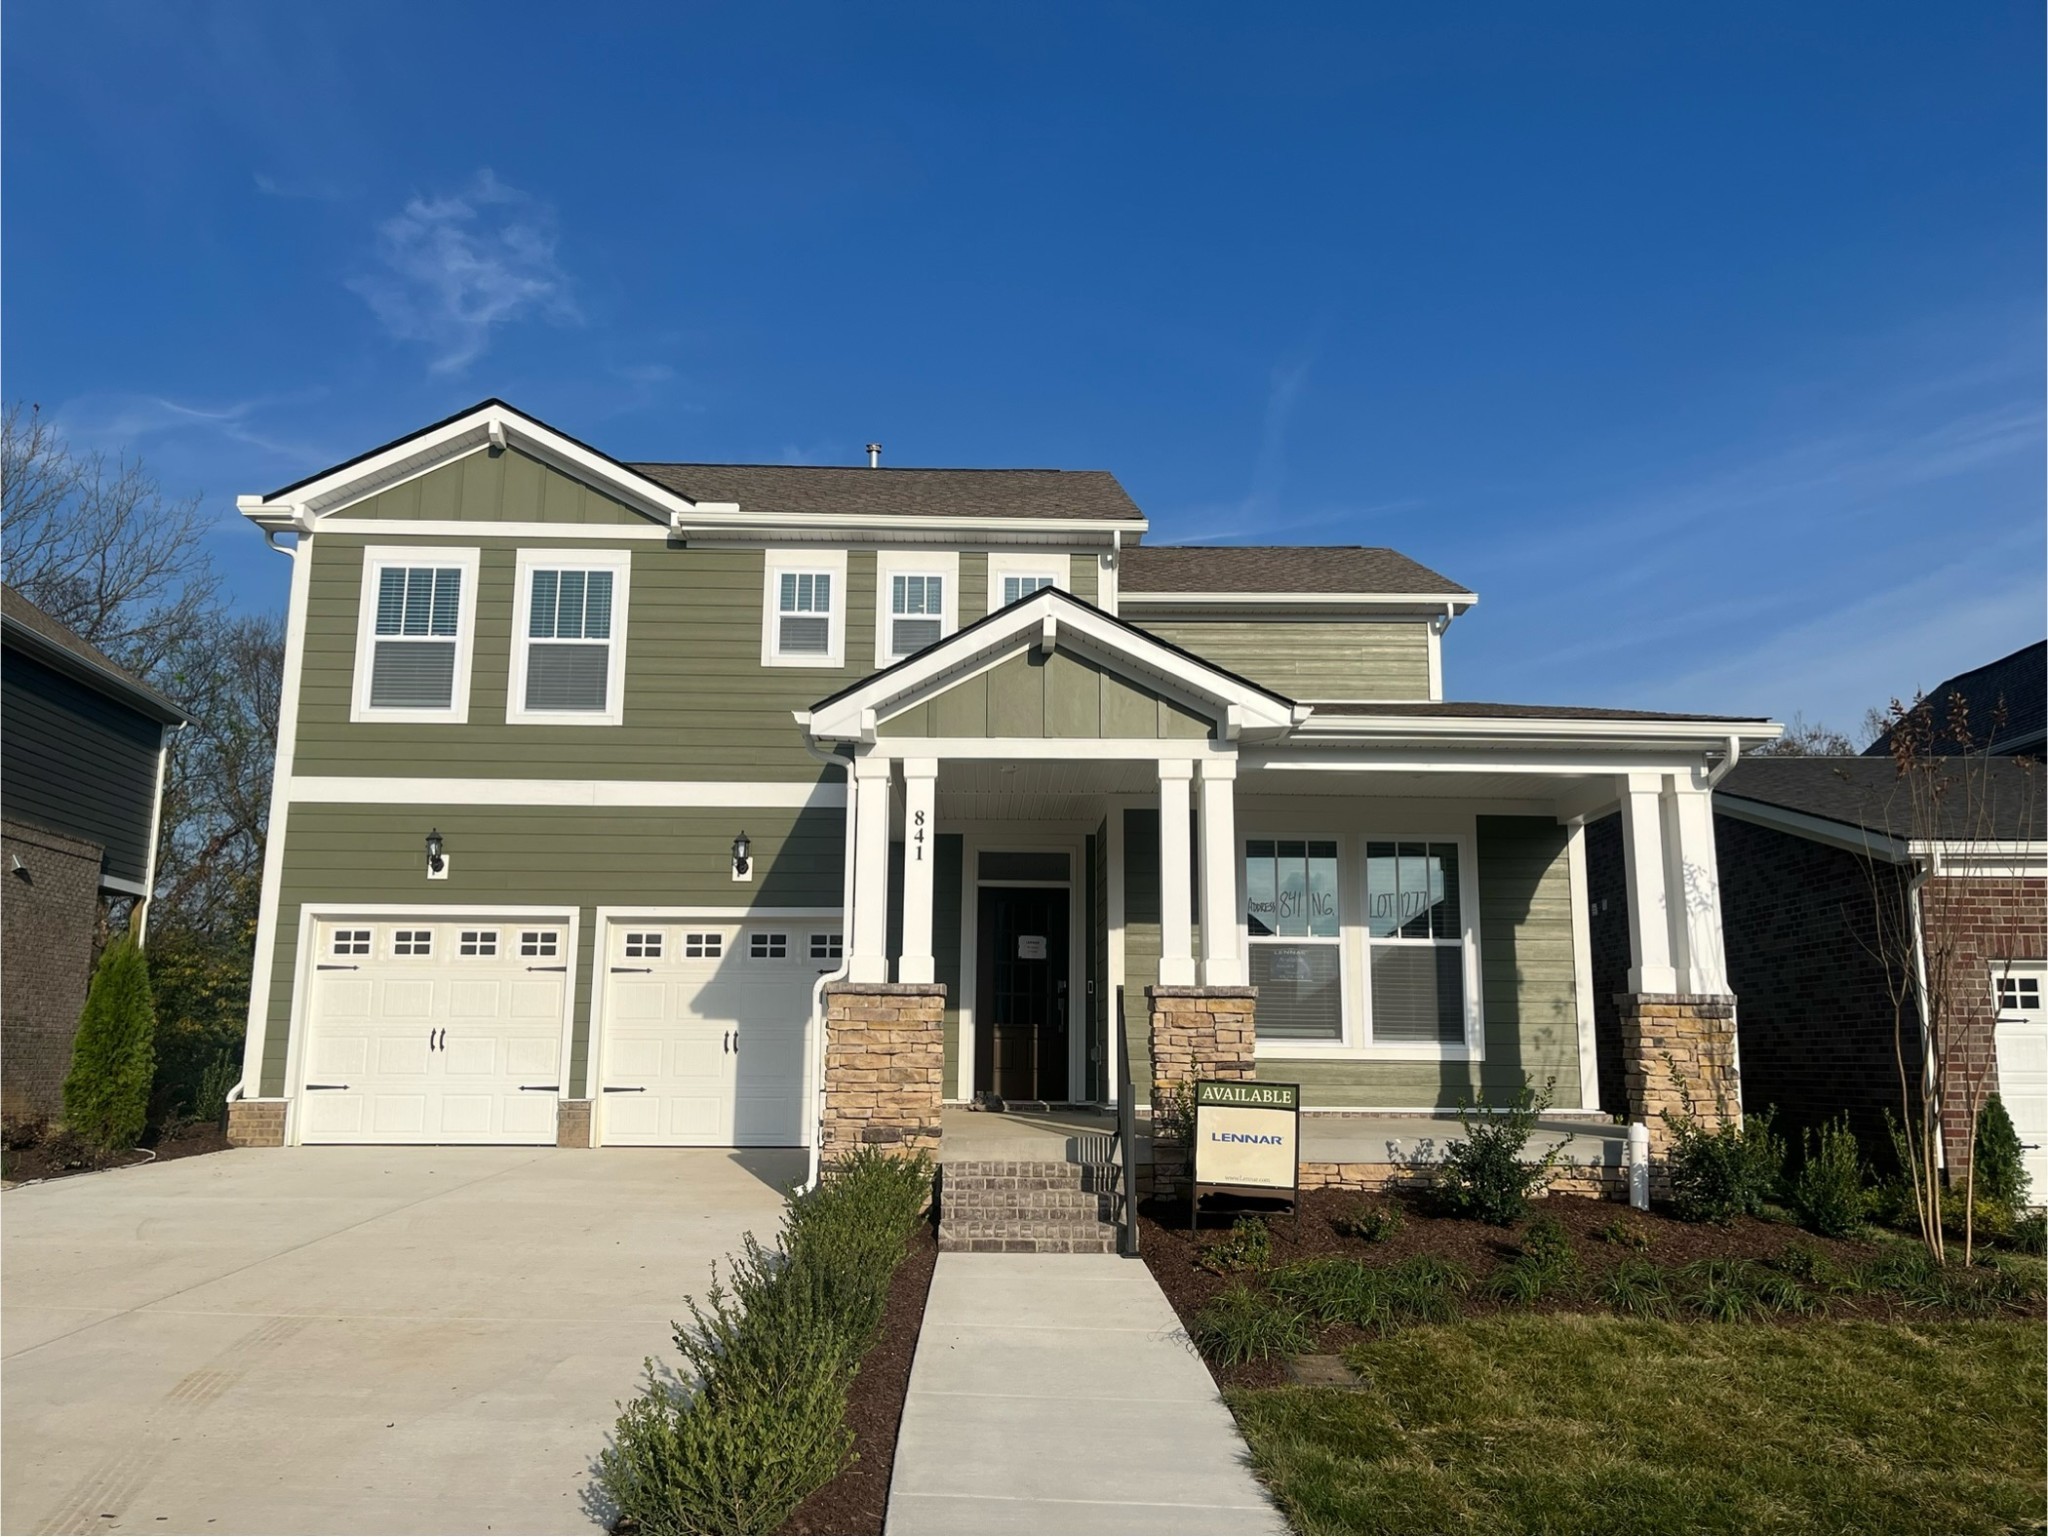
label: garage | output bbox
[596,918,829,1146]
[298,917,573,1144]
[1994,966,2048,1198]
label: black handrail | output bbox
[1114,984,1140,1256]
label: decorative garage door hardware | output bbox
[527,964,568,971]
[603,1085,647,1093]
[306,1083,349,1091]
[317,963,358,971]
[611,965,652,973]
[518,1084,559,1092]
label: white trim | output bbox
[1714,794,1912,862]
[287,775,846,808]
[1287,714,1782,745]
[680,509,1148,538]
[506,548,633,727]
[1916,840,2048,877]
[318,518,674,541]
[1097,549,1119,618]
[762,548,848,669]
[100,873,150,898]
[1426,626,1444,702]
[1105,801,1127,1101]
[875,549,961,669]
[348,545,481,725]
[1120,590,1479,609]
[986,552,1070,616]
[1565,821,1600,1113]
[282,902,581,1146]
[133,721,174,944]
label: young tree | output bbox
[62,938,159,1153]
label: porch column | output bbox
[1157,759,1196,986]
[898,758,938,984]
[1667,781,1728,996]
[848,753,894,984]
[1618,774,1678,994]
[1198,756,1244,986]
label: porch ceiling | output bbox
[935,759,1161,822]
[1240,765,1619,807]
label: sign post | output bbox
[1191,1080,1301,1231]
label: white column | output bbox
[1618,773,1678,995]
[1198,757,1243,986]
[898,758,937,984]
[1158,760,1196,986]
[848,754,894,984]
[1667,782,1728,996]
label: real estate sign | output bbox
[1193,1079,1300,1193]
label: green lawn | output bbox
[1230,1317,2046,1535]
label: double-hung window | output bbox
[874,553,958,666]
[1365,841,1468,1045]
[351,547,480,723]
[1245,839,1343,1043]
[509,550,630,725]
[778,572,833,654]
[762,549,847,667]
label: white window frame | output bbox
[350,545,481,724]
[874,550,960,668]
[762,548,847,668]
[507,548,632,727]
[1993,962,2046,1020]
[986,552,1069,615]
[1360,833,1484,1060]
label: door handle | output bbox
[435,1028,447,1051]
[723,1031,732,1053]
[732,1027,740,1054]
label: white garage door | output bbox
[300,919,571,1145]
[598,920,831,1147]
[1994,967,2048,1199]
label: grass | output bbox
[1228,1315,2046,1535]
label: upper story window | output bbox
[875,552,959,667]
[988,553,1068,614]
[1001,574,1057,606]
[509,549,631,726]
[762,549,847,668]
[351,547,480,724]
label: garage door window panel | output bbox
[509,550,631,726]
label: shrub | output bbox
[594,1149,931,1535]
[1334,1199,1404,1243]
[1973,1095,2031,1210]
[1192,1284,1313,1366]
[1939,1188,2016,1243]
[144,922,251,1128]
[1790,1116,1867,1238]
[1596,1216,1653,1251]
[1270,1258,1391,1329]
[1660,1075,1783,1224]
[1201,1215,1272,1275]
[61,937,158,1154]
[1434,1076,1569,1225]
[1487,1216,1577,1305]
[2012,1210,2047,1256]
[1679,1259,1770,1322]
[1600,1257,1672,1318]
[1381,1255,1469,1326]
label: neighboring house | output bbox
[225,399,1779,1178]
[1863,641,2046,759]
[1,585,189,1125]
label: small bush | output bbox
[1270,1258,1390,1330]
[1660,1076,1783,1224]
[1940,1188,2017,1243]
[2012,1210,2047,1256]
[1193,1284,1313,1366]
[1790,1116,1867,1238]
[1487,1216,1577,1306]
[1600,1257,1672,1318]
[61,938,158,1155]
[1382,1255,1469,1326]
[1201,1214,1273,1275]
[1596,1216,1654,1251]
[1679,1259,1769,1322]
[1434,1076,1569,1226]
[1973,1095,2031,1210]
[1334,1200,1404,1243]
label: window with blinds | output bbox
[369,566,463,708]
[889,573,945,657]
[1000,573,1058,606]
[1366,841,1466,1044]
[1245,839,1343,1041]
[777,571,833,655]
[524,567,614,712]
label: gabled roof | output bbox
[1,585,189,724]
[1720,756,2042,843]
[1863,641,2046,758]
[630,463,1142,523]
[800,586,1304,743]
[1119,545,1471,600]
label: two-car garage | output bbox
[294,913,828,1148]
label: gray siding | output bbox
[1141,618,1431,700]
[1,650,163,884]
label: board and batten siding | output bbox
[0,650,164,885]
[260,802,845,1096]
[879,649,1212,740]
[343,446,653,525]
[1139,618,1431,700]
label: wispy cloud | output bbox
[347,170,578,375]
[50,392,327,466]
[1157,346,1323,543]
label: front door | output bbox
[975,887,1070,1101]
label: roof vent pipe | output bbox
[866,443,881,468]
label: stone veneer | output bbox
[1145,984,1257,1195]
[225,1098,286,1147]
[1618,993,1741,1162]
[555,1099,593,1148]
[1299,1161,1627,1199]
[821,982,945,1160]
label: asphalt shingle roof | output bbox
[1720,756,2042,842]
[1,585,189,723]
[1119,545,1468,596]
[1312,701,1768,722]
[629,463,1144,523]
[1862,641,2046,757]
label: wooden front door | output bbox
[975,886,1071,1101]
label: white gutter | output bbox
[1906,860,1939,1167]
[1705,733,1743,789]
[798,736,857,1194]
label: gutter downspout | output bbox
[1906,857,1940,1171]
[799,736,857,1194]
[1705,733,1743,790]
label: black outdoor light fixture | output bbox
[731,830,752,879]
[425,828,446,875]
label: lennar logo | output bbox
[1212,1131,1284,1145]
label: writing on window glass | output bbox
[1243,840,1339,938]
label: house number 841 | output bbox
[913,808,926,861]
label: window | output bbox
[1001,574,1057,606]
[1996,972,2043,1017]
[987,554,1068,615]
[459,930,498,957]
[874,553,958,666]
[332,929,372,957]
[750,932,789,960]
[1245,839,1343,1042]
[684,932,723,959]
[624,931,663,959]
[890,574,945,656]
[519,930,560,958]
[509,551,630,725]
[1366,842,1466,1044]
[351,547,480,722]
[762,550,847,667]
[810,932,843,961]
[393,929,433,957]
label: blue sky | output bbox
[6,2,2041,731]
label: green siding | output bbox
[960,553,988,619]
[261,802,845,1096]
[347,447,653,525]
[1071,553,1099,605]
[879,649,1214,740]
[1143,619,1431,700]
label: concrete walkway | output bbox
[885,1253,1288,1535]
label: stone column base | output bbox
[1146,984,1258,1196]
[555,1099,593,1148]
[1618,992,1740,1163]
[822,982,945,1161]
[226,1098,286,1147]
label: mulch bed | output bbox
[1137,1187,2031,1390]
[1,1118,232,1184]
[778,1216,940,1536]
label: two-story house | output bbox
[226,400,1780,1190]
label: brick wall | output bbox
[1,820,104,1126]
[1923,874,2047,1182]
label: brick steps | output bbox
[939,1159,1124,1253]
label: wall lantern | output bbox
[426,828,448,879]
[731,829,753,883]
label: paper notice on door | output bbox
[1017,935,1047,960]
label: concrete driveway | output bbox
[3,1145,800,1535]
